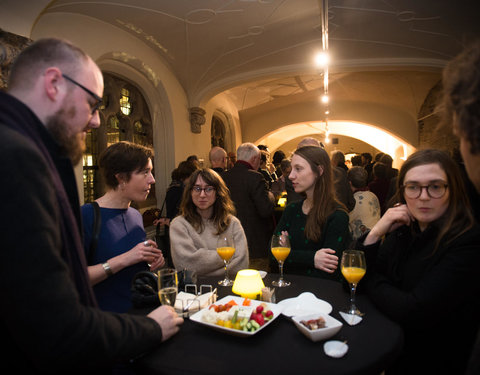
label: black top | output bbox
[359,222,480,374]
[222,162,275,258]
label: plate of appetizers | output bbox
[189,295,283,337]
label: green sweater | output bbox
[273,200,350,281]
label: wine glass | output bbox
[340,250,366,317]
[216,233,236,286]
[271,233,291,287]
[157,268,178,307]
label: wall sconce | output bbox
[232,269,265,299]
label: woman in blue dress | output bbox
[82,141,164,313]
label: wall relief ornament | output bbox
[189,106,206,133]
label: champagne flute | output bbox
[340,250,366,317]
[157,268,178,307]
[271,233,291,287]
[217,233,236,286]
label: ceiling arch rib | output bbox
[255,121,416,163]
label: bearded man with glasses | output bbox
[0,38,182,374]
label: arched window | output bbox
[134,120,149,146]
[106,115,121,146]
[83,128,98,204]
[211,115,226,148]
[82,73,155,209]
[120,88,132,116]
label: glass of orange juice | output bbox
[341,250,366,317]
[271,233,291,287]
[217,233,236,286]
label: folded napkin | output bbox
[339,311,363,326]
[174,291,215,313]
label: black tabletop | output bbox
[132,273,403,375]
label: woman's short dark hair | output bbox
[180,168,236,234]
[373,162,387,178]
[348,166,368,188]
[99,141,154,189]
[272,150,286,164]
[176,160,198,181]
[392,148,474,253]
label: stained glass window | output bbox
[120,88,131,115]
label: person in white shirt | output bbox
[347,166,381,239]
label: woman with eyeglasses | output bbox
[169,168,249,277]
[358,149,480,375]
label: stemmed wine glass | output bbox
[157,268,178,307]
[340,250,366,317]
[216,233,236,286]
[271,233,291,287]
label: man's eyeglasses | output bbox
[192,186,216,195]
[62,74,103,114]
[402,182,448,199]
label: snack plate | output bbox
[189,295,283,337]
[277,292,333,317]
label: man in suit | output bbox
[222,143,275,271]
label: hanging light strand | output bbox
[319,0,330,141]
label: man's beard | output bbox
[45,106,86,165]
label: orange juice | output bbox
[341,266,366,284]
[217,246,235,261]
[271,247,291,262]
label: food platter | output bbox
[277,292,332,317]
[189,295,283,337]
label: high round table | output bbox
[132,273,403,375]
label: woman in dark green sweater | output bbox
[273,146,350,280]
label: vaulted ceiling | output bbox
[1,0,479,155]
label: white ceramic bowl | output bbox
[292,313,343,342]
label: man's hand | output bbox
[147,305,184,342]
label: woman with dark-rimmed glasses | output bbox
[357,148,480,375]
[169,168,249,277]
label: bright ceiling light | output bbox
[315,52,329,67]
[321,94,329,103]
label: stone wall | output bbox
[0,29,32,91]
[418,79,459,156]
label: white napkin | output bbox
[174,291,214,312]
[324,340,349,358]
[339,311,363,326]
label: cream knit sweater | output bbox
[170,215,249,277]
